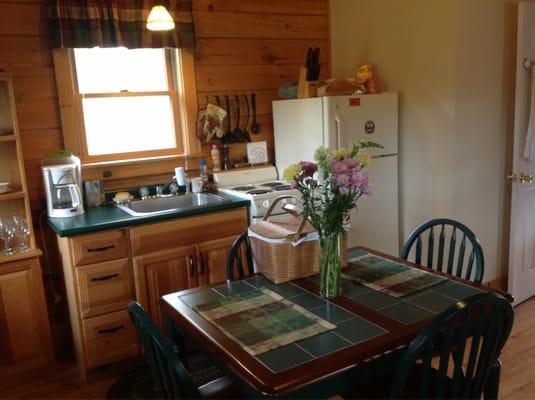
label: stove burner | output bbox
[231,185,256,191]
[261,182,285,187]
[273,185,292,191]
[247,189,273,195]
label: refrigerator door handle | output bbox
[335,105,341,149]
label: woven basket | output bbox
[248,195,347,284]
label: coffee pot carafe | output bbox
[42,155,85,218]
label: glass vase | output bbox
[319,232,341,298]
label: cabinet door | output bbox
[196,235,242,287]
[0,258,53,377]
[132,246,196,327]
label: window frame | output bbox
[53,47,200,168]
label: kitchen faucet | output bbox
[156,178,179,197]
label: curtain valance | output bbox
[49,1,195,49]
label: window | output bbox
[53,47,199,167]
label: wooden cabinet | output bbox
[196,235,237,286]
[57,229,137,378]
[57,207,248,377]
[133,246,197,327]
[0,74,54,379]
[0,258,54,378]
[131,208,248,326]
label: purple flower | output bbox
[350,171,372,195]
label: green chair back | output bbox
[401,218,484,283]
[390,293,514,399]
[226,230,254,281]
[127,301,202,399]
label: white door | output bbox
[509,2,535,304]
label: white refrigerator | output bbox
[272,92,399,256]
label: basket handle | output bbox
[262,195,309,242]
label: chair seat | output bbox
[183,351,223,387]
[198,376,244,399]
[344,365,455,399]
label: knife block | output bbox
[297,67,320,98]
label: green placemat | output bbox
[194,288,335,356]
[343,253,446,298]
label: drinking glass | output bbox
[0,219,17,256]
[12,215,31,252]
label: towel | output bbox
[524,68,535,161]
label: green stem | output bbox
[319,232,341,298]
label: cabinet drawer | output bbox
[130,208,248,256]
[76,259,134,318]
[82,310,138,369]
[71,230,128,266]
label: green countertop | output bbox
[48,192,250,237]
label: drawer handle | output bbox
[189,255,195,277]
[87,245,115,253]
[98,325,125,334]
[91,273,119,282]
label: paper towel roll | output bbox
[175,167,185,186]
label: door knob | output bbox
[519,173,534,184]
[506,173,516,181]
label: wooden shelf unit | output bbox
[0,74,36,254]
[0,73,54,379]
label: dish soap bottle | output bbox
[211,144,221,172]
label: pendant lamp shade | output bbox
[147,5,175,31]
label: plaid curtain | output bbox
[49,0,195,49]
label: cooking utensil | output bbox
[214,96,225,138]
[243,94,251,142]
[232,95,246,142]
[251,93,260,134]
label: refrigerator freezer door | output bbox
[273,98,324,177]
[348,155,399,256]
[323,93,398,155]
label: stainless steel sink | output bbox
[116,193,229,216]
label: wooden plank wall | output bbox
[0,0,330,333]
[193,0,330,162]
[0,0,330,211]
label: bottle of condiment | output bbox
[199,159,208,189]
[211,144,221,172]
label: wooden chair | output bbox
[226,230,254,281]
[346,293,514,399]
[400,218,485,283]
[127,301,242,399]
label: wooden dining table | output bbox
[161,247,512,398]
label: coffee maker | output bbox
[42,155,85,218]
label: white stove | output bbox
[214,166,300,222]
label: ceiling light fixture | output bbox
[146,4,175,31]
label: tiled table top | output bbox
[163,247,493,397]
[180,275,388,373]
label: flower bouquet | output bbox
[283,140,382,298]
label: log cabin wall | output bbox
[0,0,330,351]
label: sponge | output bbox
[114,191,131,200]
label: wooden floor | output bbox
[1,297,534,399]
